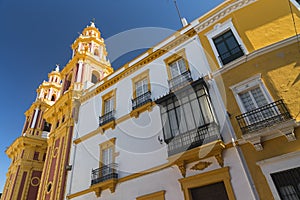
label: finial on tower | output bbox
[55,64,60,72]
[90,18,96,27]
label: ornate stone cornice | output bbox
[194,0,257,33]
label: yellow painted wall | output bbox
[211,22,300,200]
[219,43,300,138]
[240,129,300,199]
[198,0,300,69]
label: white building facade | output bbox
[65,22,257,200]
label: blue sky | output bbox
[0,0,224,192]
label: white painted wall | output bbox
[65,36,254,200]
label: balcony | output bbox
[166,123,221,156]
[130,91,153,118]
[91,163,118,185]
[132,91,152,110]
[90,163,118,197]
[99,110,115,132]
[168,70,192,91]
[236,100,297,151]
[219,45,244,65]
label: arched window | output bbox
[51,94,56,101]
[63,74,72,93]
[94,48,99,56]
[91,71,100,84]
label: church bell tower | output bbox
[1,67,62,200]
[36,21,113,200]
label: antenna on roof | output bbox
[173,0,188,27]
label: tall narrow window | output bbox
[164,49,192,90]
[131,70,152,112]
[169,58,187,78]
[101,147,113,177]
[91,71,100,84]
[213,30,244,65]
[104,97,114,114]
[100,89,116,129]
[63,74,72,93]
[135,78,148,97]
[156,80,219,156]
[91,138,118,186]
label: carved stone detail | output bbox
[191,161,212,171]
[194,0,256,33]
[281,127,296,142]
[215,153,224,167]
[176,161,186,177]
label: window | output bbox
[169,58,187,78]
[230,75,287,135]
[206,19,247,66]
[231,75,273,115]
[179,167,235,200]
[104,97,114,114]
[33,151,39,161]
[190,182,229,200]
[271,167,300,200]
[131,70,152,113]
[43,121,51,132]
[63,73,72,93]
[100,89,116,129]
[156,79,219,156]
[51,94,56,101]
[91,138,118,186]
[164,49,192,90]
[135,78,148,97]
[91,71,100,84]
[213,30,244,65]
[238,86,275,124]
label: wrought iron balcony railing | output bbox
[236,100,292,135]
[168,70,192,91]
[91,163,118,185]
[99,110,115,127]
[132,91,152,110]
[219,45,244,65]
[166,122,220,156]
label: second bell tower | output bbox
[37,21,113,200]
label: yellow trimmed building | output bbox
[195,0,300,199]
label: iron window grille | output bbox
[132,91,152,110]
[99,110,115,127]
[168,70,193,91]
[236,100,292,134]
[271,167,300,200]
[156,79,220,156]
[91,163,118,185]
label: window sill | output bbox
[241,119,298,151]
[130,101,154,118]
[99,120,116,134]
[90,178,118,198]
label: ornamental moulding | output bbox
[194,0,257,33]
